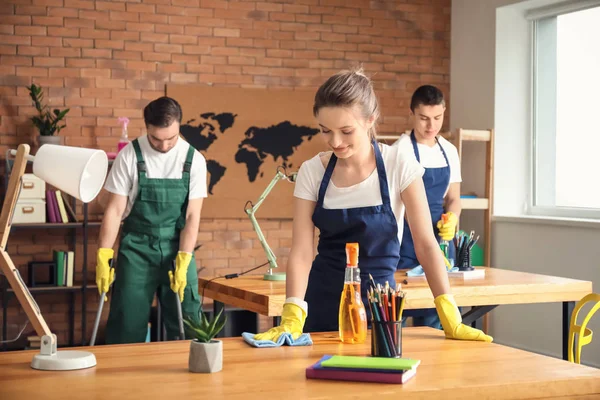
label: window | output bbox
[531,3,600,219]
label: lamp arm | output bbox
[245,168,293,273]
[0,144,55,353]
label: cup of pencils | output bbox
[454,231,479,271]
[367,279,405,358]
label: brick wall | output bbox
[0,0,450,347]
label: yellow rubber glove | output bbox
[95,248,115,299]
[437,212,458,241]
[254,302,306,341]
[169,251,192,302]
[435,293,493,342]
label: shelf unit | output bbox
[1,156,101,350]
[378,129,495,267]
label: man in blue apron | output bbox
[95,96,207,344]
[395,85,462,329]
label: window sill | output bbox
[493,214,600,229]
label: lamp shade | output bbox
[32,144,108,203]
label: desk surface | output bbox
[198,267,593,316]
[1,328,599,399]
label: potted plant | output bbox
[184,309,227,373]
[27,84,69,147]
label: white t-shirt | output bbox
[104,135,208,219]
[392,133,461,196]
[293,142,425,245]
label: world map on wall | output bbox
[180,113,320,194]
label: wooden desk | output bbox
[1,329,599,399]
[198,268,593,360]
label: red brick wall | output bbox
[0,0,450,347]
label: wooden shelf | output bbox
[377,134,401,142]
[11,222,84,229]
[461,198,489,210]
[8,285,85,293]
[442,129,491,142]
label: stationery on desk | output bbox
[306,355,419,384]
[305,278,417,384]
[367,277,405,358]
[448,230,485,279]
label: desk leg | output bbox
[213,301,225,338]
[273,317,281,327]
[69,292,74,347]
[563,301,574,361]
[2,288,7,351]
[462,305,497,329]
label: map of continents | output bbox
[180,113,320,194]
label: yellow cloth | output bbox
[437,212,458,241]
[254,303,306,341]
[95,248,115,299]
[435,293,493,342]
[169,251,192,302]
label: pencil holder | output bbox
[458,246,473,271]
[371,321,402,358]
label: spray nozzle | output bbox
[118,117,130,130]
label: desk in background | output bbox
[198,267,592,360]
[1,328,599,399]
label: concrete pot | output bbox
[38,135,62,147]
[189,339,222,373]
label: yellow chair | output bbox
[568,293,600,364]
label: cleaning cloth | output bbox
[242,332,313,348]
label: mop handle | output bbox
[171,260,185,340]
[90,259,114,346]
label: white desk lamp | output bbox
[0,144,108,370]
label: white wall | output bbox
[451,0,600,367]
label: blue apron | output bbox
[304,140,400,333]
[398,131,453,319]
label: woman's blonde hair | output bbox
[313,66,379,139]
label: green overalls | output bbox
[106,138,201,344]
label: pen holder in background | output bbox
[458,246,473,271]
[371,321,402,358]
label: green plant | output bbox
[183,309,227,343]
[27,84,70,136]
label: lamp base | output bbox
[263,272,286,281]
[31,350,97,371]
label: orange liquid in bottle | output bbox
[339,243,368,344]
[339,282,367,344]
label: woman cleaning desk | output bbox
[254,68,491,343]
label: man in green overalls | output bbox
[95,96,207,344]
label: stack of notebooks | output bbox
[306,355,419,384]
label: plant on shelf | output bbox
[27,84,70,147]
[184,309,227,374]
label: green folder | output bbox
[320,355,421,371]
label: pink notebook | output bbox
[306,355,417,384]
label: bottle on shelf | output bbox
[339,242,368,344]
[117,117,130,153]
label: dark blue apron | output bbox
[304,140,400,332]
[398,131,453,319]
[397,131,454,270]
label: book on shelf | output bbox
[53,250,74,287]
[45,190,78,223]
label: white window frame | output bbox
[528,0,600,220]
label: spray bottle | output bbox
[117,117,130,153]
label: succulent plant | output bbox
[183,309,227,343]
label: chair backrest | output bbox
[568,293,600,364]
